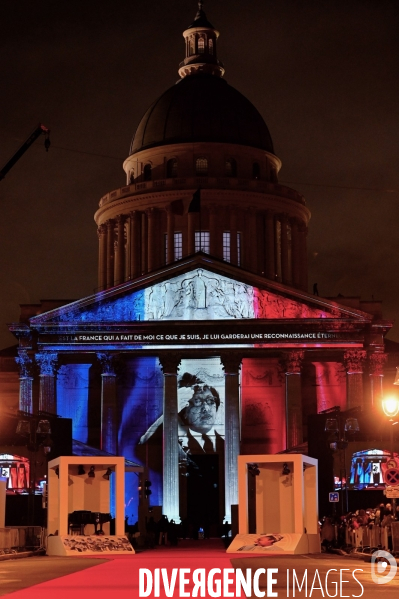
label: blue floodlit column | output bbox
[36,351,58,414]
[15,350,33,413]
[221,354,242,524]
[97,353,118,454]
[283,350,304,450]
[159,353,181,522]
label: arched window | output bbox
[166,158,178,178]
[196,157,208,176]
[198,37,205,54]
[143,163,152,181]
[209,39,214,55]
[252,162,260,180]
[225,158,237,177]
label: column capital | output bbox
[368,352,388,376]
[298,222,308,235]
[35,351,58,376]
[116,214,126,224]
[15,350,33,377]
[282,350,305,374]
[97,352,118,375]
[159,353,181,375]
[220,354,242,375]
[344,350,367,374]
[97,223,107,237]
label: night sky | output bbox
[1,0,398,350]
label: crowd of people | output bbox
[320,502,399,551]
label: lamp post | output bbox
[16,412,53,527]
[381,392,399,517]
[325,409,360,515]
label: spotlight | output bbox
[282,463,290,476]
[88,466,95,478]
[103,468,112,480]
[248,463,260,476]
[78,465,86,475]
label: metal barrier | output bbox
[345,526,388,550]
[0,526,43,552]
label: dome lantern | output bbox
[178,1,225,79]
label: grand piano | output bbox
[68,510,112,535]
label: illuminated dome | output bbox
[129,75,274,156]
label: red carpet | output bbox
[8,540,236,599]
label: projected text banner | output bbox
[40,324,363,347]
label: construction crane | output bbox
[0,124,50,181]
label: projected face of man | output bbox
[185,386,218,435]
[255,535,281,547]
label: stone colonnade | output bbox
[14,348,386,519]
[97,207,308,292]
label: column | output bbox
[369,353,388,409]
[147,208,156,272]
[343,350,367,410]
[141,212,148,274]
[166,206,175,264]
[129,211,141,280]
[35,352,58,414]
[106,219,115,289]
[209,205,217,257]
[265,210,275,280]
[298,222,308,292]
[290,218,300,288]
[248,208,257,272]
[220,354,241,523]
[283,351,304,449]
[159,353,181,522]
[230,207,238,265]
[97,224,107,291]
[115,215,125,286]
[15,350,33,413]
[97,353,118,454]
[280,214,290,284]
[187,212,196,255]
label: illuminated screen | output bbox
[335,448,395,491]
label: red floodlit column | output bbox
[36,352,58,414]
[283,351,305,449]
[159,353,181,522]
[369,353,387,409]
[97,353,118,455]
[343,350,367,410]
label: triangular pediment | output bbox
[30,254,372,327]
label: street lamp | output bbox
[16,412,54,526]
[324,409,360,514]
[381,393,399,517]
